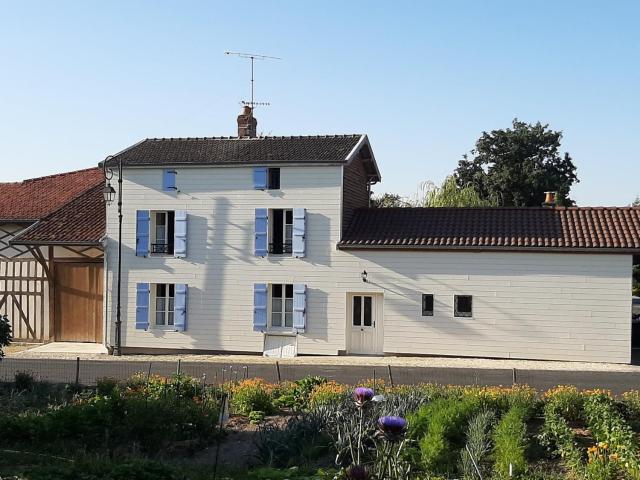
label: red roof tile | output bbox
[0,168,103,221]
[11,184,105,245]
[339,207,640,253]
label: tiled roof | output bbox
[339,207,640,253]
[106,135,365,167]
[0,168,103,221]
[11,184,105,245]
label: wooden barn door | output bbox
[54,262,103,342]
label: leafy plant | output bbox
[492,405,528,479]
[96,376,120,396]
[0,314,11,358]
[459,409,496,480]
[14,371,36,392]
[230,378,276,415]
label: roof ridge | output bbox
[145,134,363,142]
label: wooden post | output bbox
[275,361,281,383]
[75,356,80,386]
[387,364,394,388]
[48,246,55,341]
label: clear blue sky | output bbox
[1,1,638,205]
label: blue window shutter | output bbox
[174,284,187,332]
[162,169,177,191]
[136,210,150,257]
[253,167,267,190]
[135,283,150,330]
[255,208,268,257]
[293,283,306,333]
[174,210,187,258]
[253,283,268,332]
[292,208,306,258]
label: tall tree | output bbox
[370,192,409,208]
[455,119,579,207]
[0,315,10,359]
[632,196,640,207]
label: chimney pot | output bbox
[237,106,257,138]
[543,191,557,207]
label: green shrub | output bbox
[540,399,584,475]
[230,378,276,415]
[14,371,36,391]
[96,376,119,396]
[408,396,482,475]
[0,314,10,358]
[249,410,266,424]
[493,405,528,479]
[459,409,496,480]
[542,386,583,421]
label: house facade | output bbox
[102,111,640,363]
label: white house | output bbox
[102,108,640,363]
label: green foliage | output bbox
[417,176,498,207]
[408,396,481,475]
[0,374,220,455]
[249,410,266,424]
[583,392,640,477]
[96,376,119,396]
[14,370,36,391]
[455,119,579,207]
[255,410,331,468]
[492,405,528,479]
[0,314,11,358]
[370,192,408,208]
[230,378,276,415]
[459,409,496,480]
[632,264,639,296]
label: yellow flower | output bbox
[609,453,619,461]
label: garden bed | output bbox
[1,373,640,479]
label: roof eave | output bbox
[336,243,640,255]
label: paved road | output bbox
[2,357,640,394]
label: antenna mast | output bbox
[224,51,282,113]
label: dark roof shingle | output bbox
[106,135,364,167]
[0,168,103,221]
[339,207,640,253]
[11,184,105,246]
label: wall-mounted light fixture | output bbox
[361,270,368,283]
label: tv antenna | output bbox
[224,51,282,112]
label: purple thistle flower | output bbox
[377,415,407,442]
[353,387,375,408]
[346,464,370,480]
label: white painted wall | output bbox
[105,166,633,363]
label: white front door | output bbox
[348,294,382,354]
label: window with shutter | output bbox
[253,284,268,331]
[255,209,269,257]
[292,208,306,258]
[293,283,306,333]
[135,283,150,330]
[174,210,187,258]
[253,167,268,190]
[136,211,150,257]
[174,284,187,332]
[162,170,177,191]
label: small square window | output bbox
[454,295,473,317]
[267,168,280,189]
[421,294,434,316]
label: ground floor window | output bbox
[421,294,434,316]
[154,284,175,326]
[454,295,473,317]
[271,283,293,328]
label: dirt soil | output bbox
[191,414,291,471]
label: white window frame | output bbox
[152,283,175,328]
[269,283,294,330]
[268,209,293,256]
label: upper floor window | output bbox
[268,168,280,189]
[454,295,473,317]
[150,211,175,255]
[269,209,293,255]
[254,167,281,190]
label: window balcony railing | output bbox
[151,243,171,254]
[269,242,292,255]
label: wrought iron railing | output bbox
[269,242,292,255]
[151,243,171,254]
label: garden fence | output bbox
[1,357,639,394]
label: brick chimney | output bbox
[237,105,257,138]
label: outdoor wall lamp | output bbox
[102,155,123,356]
[361,270,368,283]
